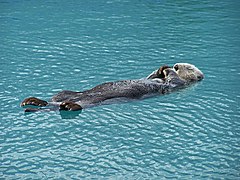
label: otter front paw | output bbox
[59,102,82,111]
[21,97,48,107]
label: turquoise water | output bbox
[1,0,240,179]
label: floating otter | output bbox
[21,63,204,112]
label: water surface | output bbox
[1,0,240,179]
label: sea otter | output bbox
[20,63,204,112]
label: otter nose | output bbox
[197,73,204,80]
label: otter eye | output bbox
[174,65,178,71]
[187,67,194,71]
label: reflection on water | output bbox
[59,110,82,119]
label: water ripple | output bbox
[1,0,240,179]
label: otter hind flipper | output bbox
[59,102,83,111]
[21,97,48,107]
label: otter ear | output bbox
[173,64,179,71]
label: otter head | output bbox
[173,63,204,83]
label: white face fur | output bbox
[173,63,204,83]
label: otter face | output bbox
[173,63,204,83]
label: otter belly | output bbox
[51,79,166,108]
